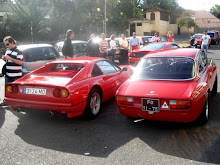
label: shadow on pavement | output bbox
[12,94,220,163]
[0,106,5,128]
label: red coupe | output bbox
[4,57,132,119]
[116,48,217,125]
[128,42,179,66]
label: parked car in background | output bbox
[54,40,87,59]
[116,48,217,126]
[128,42,179,66]
[189,33,204,48]
[5,57,133,119]
[207,31,220,45]
[18,44,60,75]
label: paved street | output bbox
[1,45,220,165]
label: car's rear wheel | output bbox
[196,94,209,126]
[83,88,102,119]
[212,77,217,96]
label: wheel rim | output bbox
[90,92,101,115]
[205,97,209,120]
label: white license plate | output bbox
[24,88,46,95]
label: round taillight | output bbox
[53,88,69,98]
[53,88,61,97]
[6,85,12,93]
[60,89,69,98]
[6,85,18,94]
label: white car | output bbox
[54,40,87,59]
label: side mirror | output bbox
[122,67,128,71]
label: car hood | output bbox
[123,80,193,99]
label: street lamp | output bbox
[104,0,106,34]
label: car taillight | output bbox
[116,96,134,105]
[53,88,69,98]
[6,85,18,94]
[169,100,190,109]
[129,53,136,57]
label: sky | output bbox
[178,0,220,11]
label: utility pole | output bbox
[104,0,106,34]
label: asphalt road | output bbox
[1,45,220,165]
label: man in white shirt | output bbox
[119,34,129,65]
[201,31,211,54]
[129,32,140,51]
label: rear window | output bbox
[193,35,203,39]
[73,43,87,53]
[50,63,84,72]
[23,47,59,62]
[160,37,168,42]
[134,57,195,80]
[140,43,166,51]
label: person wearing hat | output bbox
[129,32,140,51]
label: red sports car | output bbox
[4,57,132,119]
[116,48,217,125]
[128,42,179,66]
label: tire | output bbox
[196,94,209,126]
[83,88,102,119]
[212,77,217,96]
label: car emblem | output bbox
[150,91,154,94]
[20,89,22,93]
[146,91,156,96]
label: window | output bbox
[23,47,59,62]
[91,64,103,77]
[137,23,142,26]
[198,54,205,73]
[150,13,155,20]
[170,44,179,48]
[134,57,195,80]
[140,43,166,51]
[96,60,118,74]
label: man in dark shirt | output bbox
[62,29,74,59]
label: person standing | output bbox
[201,31,211,54]
[62,29,74,59]
[119,34,129,65]
[87,33,100,57]
[99,33,108,58]
[167,31,174,42]
[151,33,161,42]
[2,36,23,84]
[129,32,140,51]
[110,34,117,63]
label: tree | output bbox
[0,0,51,41]
[141,0,178,14]
[210,5,220,19]
[176,12,198,35]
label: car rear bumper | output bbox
[5,97,86,118]
[118,105,200,123]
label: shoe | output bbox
[0,102,6,106]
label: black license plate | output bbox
[142,98,160,112]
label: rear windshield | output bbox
[193,35,202,39]
[50,63,84,72]
[160,37,168,42]
[140,43,166,51]
[23,47,59,62]
[134,57,195,80]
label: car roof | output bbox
[145,48,199,58]
[17,44,53,50]
[50,57,106,64]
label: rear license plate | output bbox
[142,98,160,112]
[24,88,46,95]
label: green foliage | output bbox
[210,5,220,19]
